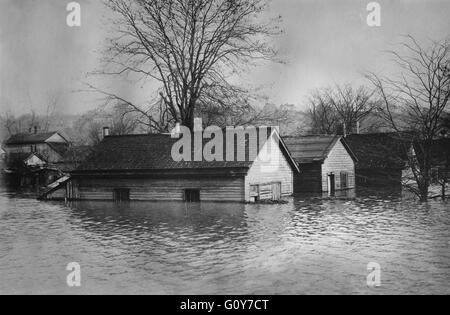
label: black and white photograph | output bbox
[0,0,449,299]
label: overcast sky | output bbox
[1,0,450,116]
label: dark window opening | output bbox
[340,172,349,189]
[328,173,336,194]
[113,189,130,202]
[184,189,200,202]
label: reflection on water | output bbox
[0,187,449,295]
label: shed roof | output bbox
[282,135,355,164]
[345,133,410,169]
[47,142,70,157]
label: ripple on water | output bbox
[0,189,449,294]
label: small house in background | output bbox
[345,133,411,188]
[283,135,357,193]
[3,130,70,163]
[2,130,71,187]
[45,127,299,203]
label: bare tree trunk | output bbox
[442,181,446,201]
[419,179,430,202]
[443,161,449,201]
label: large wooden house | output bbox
[283,135,357,193]
[46,128,299,203]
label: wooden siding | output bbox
[71,177,245,202]
[321,140,356,192]
[245,135,294,201]
[293,163,322,193]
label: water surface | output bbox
[0,188,449,294]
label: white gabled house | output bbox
[283,135,357,193]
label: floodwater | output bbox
[0,187,449,295]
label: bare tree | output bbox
[92,0,281,131]
[326,84,377,134]
[109,103,141,135]
[305,84,377,135]
[72,103,141,145]
[197,84,289,128]
[0,111,19,137]
[41,94,59,132]
[306,90,339,134]
[0,93,61,138]
[367,35,450,201]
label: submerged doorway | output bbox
[113,188,130,202]
[271,182,281,201]
[328,173,336,195]
[184,189,201,202]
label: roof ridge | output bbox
[283,134,336,138]
[105,133,170,138]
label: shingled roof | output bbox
[47,142,70,157]
[345,133,410,169]
[4,132,66,145]
[73,129,298,174]
[283,135,352,164]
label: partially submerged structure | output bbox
[283,135,357,193]
[2,130,89,189]
[2,131,70,187]
[345,133,411,187]
[45,128,299,203]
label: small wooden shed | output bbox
[283,135,357,193]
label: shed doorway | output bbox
[271,183,281,201]
[113,189,130,202]
[340,172,349,189]
[328,174,336,195]
[184,189,201,202]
